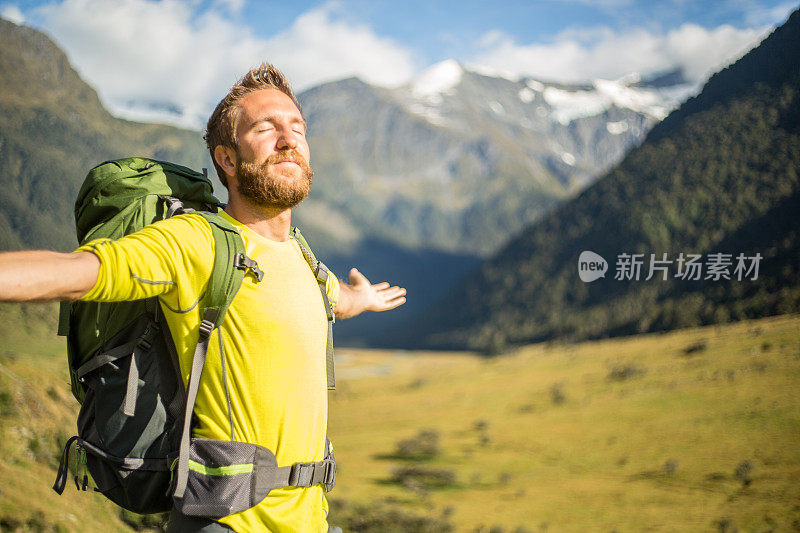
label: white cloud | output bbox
[261,3,417,91]
[470,22,770,85]
[34,0,416,128]
[1,3,25,24]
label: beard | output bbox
[235,148,313,209]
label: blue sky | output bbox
[1,0,796,127]
[236,0,796,65]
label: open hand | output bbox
[335,268,406,319]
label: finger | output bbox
[382,291,406,305]
[382,296,406,310]
[348,268,370,286]
[372,282,390,290]
[379,285,406,295]
[379,287,406,299]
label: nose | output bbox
[276,127,298,150]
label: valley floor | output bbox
[0,309,798,532]
[328,315,800,532]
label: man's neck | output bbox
[224,196,292,242]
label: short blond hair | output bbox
[204,63,302,187]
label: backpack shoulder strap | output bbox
[174,210,261,499]
[291,226,335,391]
[196,211,263,326]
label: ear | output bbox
[214,145,237,182]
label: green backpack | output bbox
[53,158,336,516]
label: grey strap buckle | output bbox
[288,459,337,489]
[136,337,152,351]
[198,319,215,340]
[289,462,315,487]
[234,253,264,282]
[136,320,159,351]
[315,261,329,283]
[158,195,196,218]
[322,459,336,490]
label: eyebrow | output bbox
[249,114,307,130]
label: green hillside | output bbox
[1,304,798,531]
[0,18,212,252]
[412,8,800,352]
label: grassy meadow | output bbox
[327,315,800,532]
[0,306,798,532]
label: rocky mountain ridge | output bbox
[296,61,693,256]
[408,8,800,351]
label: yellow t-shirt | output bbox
[78,211,339,533]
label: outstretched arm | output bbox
[334,268,406,320]
[0,250,100,302]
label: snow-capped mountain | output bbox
[397,60,695,189]
[294,61,695,255]
[406,59,691,125]
[102,98,208,130]
[100,60,695,256]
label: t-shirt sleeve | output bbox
[77,214,215,308]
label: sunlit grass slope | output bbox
[0,309,798,531]
[328,314,800,532]
[0,303,138,532]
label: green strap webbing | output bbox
[291,227,335,390]
[188,459,253,476]
[198,213,248,328]
[175,213,249,500]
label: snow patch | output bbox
[518,87,535,103]
[543,87,607,125]
[542,76,682,124]
[594,79,669,120]
[1,5,25,24]
[464,63,519,82]
[411,59,463,99]
[489,101,504,114]
[616,72,641,86]
[606,121,629,135]
[407,103,447,127]
[526,79,545,92]
[105,98,204,129]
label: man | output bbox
[0,63,406,532]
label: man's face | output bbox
[233,89,312,209]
